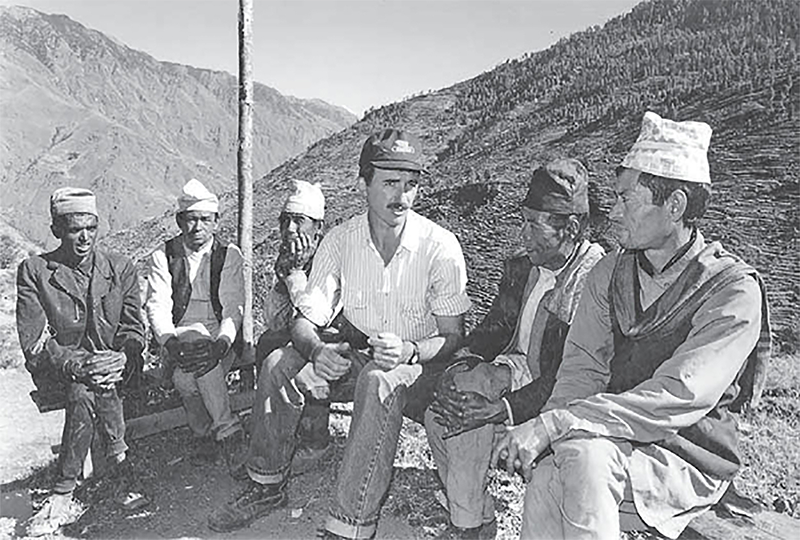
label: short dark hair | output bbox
[547,213,590,242]
[637,172,711,227]
[359,165,421,186]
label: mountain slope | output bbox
[0,6,356,246]
[114,0,799,349]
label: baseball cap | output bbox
[358,128,425,176]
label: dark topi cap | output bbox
[358,128,425,176]
[521,158,590,214]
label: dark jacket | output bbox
[465,241,604,424]
[16,248,145,389]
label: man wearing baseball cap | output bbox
[17,187,148,536]
[210,128,472,538]
[495,112,770,538]
[426,158,605,538]
[145,179,246,478]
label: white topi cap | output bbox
[177,179,219,213]
[621,111,713,184]
[282,180,325,221]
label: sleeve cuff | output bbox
[217,319,238,344]
[501,397,515,426]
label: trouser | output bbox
[246,345,445,540]
[54,381,127,494]
[423,361,514,528]
[424,409,499,528]
[520,437,647,539]
[172,349,241,442]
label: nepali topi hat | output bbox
[622,111,712,184]
[178,179,219,213]
[522,158,590,215]
[283,180,325,221]
[50,187,98,218]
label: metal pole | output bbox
[237,0,254,363]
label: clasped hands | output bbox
[310,332,416,381]
[165,336,229,377]
[62,349,127,392]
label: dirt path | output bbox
[0,367,441,539]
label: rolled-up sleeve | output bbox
[541,271,762,446]
[145,249,176,345]
[429,232,472,317]
[217,244,245,344]
[296,230,342,328]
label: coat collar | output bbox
[46,249,114,300]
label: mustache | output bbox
[387,202,409,211]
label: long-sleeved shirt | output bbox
[538,231,763,538]
[146,237,244,345]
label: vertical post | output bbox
[237,0,254,364]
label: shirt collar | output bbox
[637,228,700,277]
[182,236,214,257]
[360,210,421,253]
[398,210,421,253]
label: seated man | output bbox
[17,187,148,536]
[426,159,604,538]
[494,112,770,539]
[210,128,472,539]
[255,179,331,470]
[145,179,246,477]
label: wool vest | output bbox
[607,246,759,480]
[164,236,227,325]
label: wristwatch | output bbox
[407,341,420,365]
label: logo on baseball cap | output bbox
[359,128,425,176]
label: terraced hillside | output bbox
[109,0,799,350]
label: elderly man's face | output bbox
[609,168,672,250]
[520,208,574,270]
[177,210,218,251]
[53,213,98,263]
[365,168,419,229]
[279,212,319,247]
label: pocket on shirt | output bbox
[343,289,369,320]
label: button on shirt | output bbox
[297,211,472,341]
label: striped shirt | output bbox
[297,211,472,341]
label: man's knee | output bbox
[552,436,631,510]
[259,347,303,388]
[554,437,629,474]
[65,381,93,409]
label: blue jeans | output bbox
[247,346,444,539]
[54,381,127,494]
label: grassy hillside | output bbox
[109,0,799,351]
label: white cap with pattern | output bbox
[282,180,324,221]
[622,111,713,184]
[177,179,219,213]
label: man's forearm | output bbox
[417,331,462,364]
[291,315,324,361]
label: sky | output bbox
[3,0,642,116]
